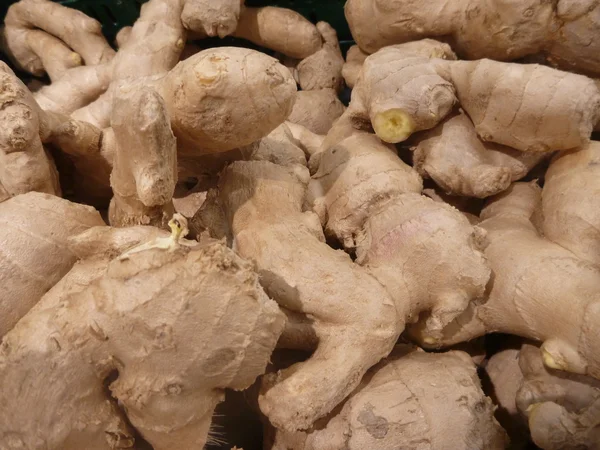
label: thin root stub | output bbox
[372,109,415,143]
[118,214,190,259]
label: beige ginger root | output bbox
[219,160,399,431]
[346,46,600,151]
[0,62,60,199]
[413,111,549,198]
[266,347,508,450]
[341,45,368,89]
[411,182,600,381]
[0,222,285,450]
[287,88,346,135]
[345,0,600,76]
[108,85,177,228]
[0,192,104,337]
[517,344,600,450]
[310,131,490,340]
[3,0,114,80]
[541,142,600,265]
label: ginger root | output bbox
[287,88,346,135]
[345,0,600,76]
[411,182,600,381]
[0,192,104,337]
[413,111,549,198]
[266,347,508,450]
[0,224,285,450]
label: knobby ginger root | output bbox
[3,0,114,80]
[345,0,600,76]
[287,88,346,135]
[310,132,490,341]
[219,160,399,431]
[0,62,60,198]
[345,44,600,150]
[516,344,600,450]
[181,0,242,38]
[411,182,600,381]
[108,85,177,228]
[0,224,285,450]
[342,45,368,89]
[413,111,549,198]
[0,192,104,337]
[233,7,321,59]
[541,142,600,265]
[294,22,345,93]
[266,347,508,450]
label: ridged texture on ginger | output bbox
[517,343,600,450]
[220,160,399,431]
[0,192,104,337]
[108,85,177,228]
[0,62,60,198]
[413,112,548,198]
[267,348,508,450]
[345,0,600,76]
[0,233,285,450]
[541,142,600,265]
[287,88,346,135]
[411,182,600,381]
[180,0,242,38]
[310,132,490,340]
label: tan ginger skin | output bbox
[487,343,600,449]
[310,131,490,339]
[413,111,549,198]
[344,43,600,150]
[345,0,600,76]
[541,142,600,266]
[108,85,177,228]
[266,347,508,450]
[287,88,346,135]
[0,222,286,450]
[0,192,104,337]
[411,182,600,381]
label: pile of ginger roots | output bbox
[2,0,600,449]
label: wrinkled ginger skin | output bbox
[4,0,114,77]
[345,0,600,76]
[234,7,322,59]
[516,344,600,450]
[310,132,490,340]
[287,88,346,135]
[0,238,285,450]
[219,160,399,431]
[413,112,548,198]
[157,47,297,155]
[108,85,177,228]
[0,192,104,337]
[0,62,60,198]
[411,182,600,381]
[268,349,508,450]
[541,142,600,265]
[181,0,243,38]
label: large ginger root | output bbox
[0,192,104,337]
[346,44,600,150]
[219,160,399,431]
[345,0,600,76]
[0,62,60,198]
[310,131,490,340]
[411,182,600,380]
[413,111,549,198]
[291,22,345,93]
[0,222,285,450]
[266,347,508,450]
[517,344,600,450]
[108,85,177,228]
[287,88,346,135]
[541,142,600,265]
[3,0,114,80]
